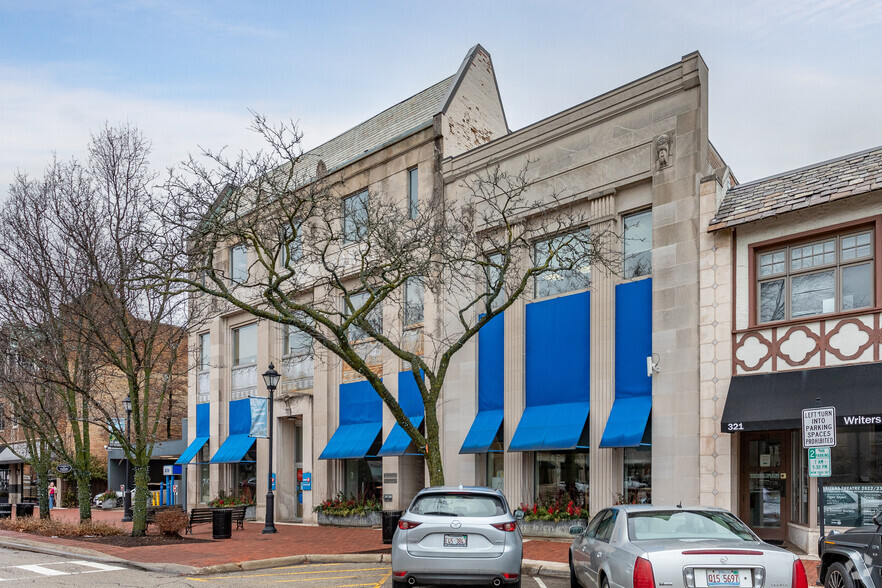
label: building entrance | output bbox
[740,431,791,542]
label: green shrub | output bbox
[313,492,381,516]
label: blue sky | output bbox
[2,0,881,196]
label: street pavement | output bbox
[0,507,819,585]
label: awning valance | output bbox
[460,409,504,454]
[509,402,590,451]
[210,435,256,463]
[176,436,209,465]
[599,397,651,447]
[319,380,382,460]
[377,416,424,457]
[319,423,382,459]
[176,403,211,465]
[721,363,882,432]
[377,372,426,457]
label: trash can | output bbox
[0,504,11,519]
[15,503,34,518]
[381,510,403,544]
[212,508,232,539]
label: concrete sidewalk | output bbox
[0,507,819,582]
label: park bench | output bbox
[230,505,247,530]
[185,507,215,534]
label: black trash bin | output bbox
[0,504,11,519]
[212,508,232,539]
[15,503,34,518]
[381,510,403,544]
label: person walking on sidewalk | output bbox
[48,482,56,510]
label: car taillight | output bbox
[492,521,517,532]
[633,557,655,588]
[392,571,407,577]
[792,560,808,588]
[398,520,421,530]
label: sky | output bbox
[1,0,881,198]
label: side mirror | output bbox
[569,525,585,535]
[514,509,525,521]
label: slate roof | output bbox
[709,146,882,231]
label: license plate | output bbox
[706,570,740,587]
[443,534,467,547]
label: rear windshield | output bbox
[410,493,507,517]
[627,510,756,541]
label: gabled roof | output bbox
[709,146,882,231]
[292,44,496,181]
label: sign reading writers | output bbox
[803,407,836,448]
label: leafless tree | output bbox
[157,114,619,486]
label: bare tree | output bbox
[0,126,188,535]
[158,115,619,486]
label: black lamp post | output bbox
[121,395,133,522]
[261,363,280,534]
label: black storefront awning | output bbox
[722,363,882,432]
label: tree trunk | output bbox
[35,464,50,520]
[76,472,92,523]
[131,464,149,537]
[423,402,445,486]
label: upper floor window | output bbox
[407,167,419,220]
[230,244,248,283]
[623,210,652,279]
[757,230,874,324]
[346,292,382,341]
[343,190,369,243]
[404,277,424,327]
[485,252,505,310]
[281,225,303,267]
[198,333,210,372]
[534,228,592,298]
[284,323,312,357]
[232,324,257,366]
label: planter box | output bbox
[317,511,381,527]
[245,505,256,520]
[101,499,116,510]
[518,519,586,538]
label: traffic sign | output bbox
[803,407,836,448]
[808,447,831,477]
[56,463,73,474]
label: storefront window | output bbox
[198,445,211,504]
[22,464,37,501]
[791,431,809,524]
[236,446,257,504]
[486,448,504,491]
[624,447,651,504]
[825,425,882,526]
[343,458,382,500]
[534,451,588,509]
[0,466,8,503]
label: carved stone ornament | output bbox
[656,134,671,168]
[315,159,327,178]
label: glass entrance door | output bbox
[741,431,790,542]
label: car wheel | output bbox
[569,555,580,588]
[825,562,855,588]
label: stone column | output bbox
[503,297,531,507]
[589,194,619,512]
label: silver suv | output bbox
[391,486,525,586]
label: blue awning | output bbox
[175,436,209,465]
[377,416,424,456]
[509,402,590,451]
[460,409,504,454]
[599,397,652,447]
[210,434,256,464]
[319,423,382,460]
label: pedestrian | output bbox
[48,481,56,510]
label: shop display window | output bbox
[343,458,382,500]
[534,451,589,510]
[624,447,651,504]
[825,425,882,526]
[235,446,257,504]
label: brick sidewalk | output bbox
[7,507,819,582]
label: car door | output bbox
[581,510,614,588]
[591,509,619,585]
[573,510,607,588]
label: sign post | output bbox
[804,406,836,555]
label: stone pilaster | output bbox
[503,297,531,507]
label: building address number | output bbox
[727,423,744,431]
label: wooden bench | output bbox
[185,507,215,534]
[230,505,247,530]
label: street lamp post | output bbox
[121,395,133,522]
[261,363,280,534]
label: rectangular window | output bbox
[534,451,589,510]
[235,446,257,504]
[756,229,874,323]
[825,425,882,526]
[346,292,382,341]
[407,167,419,220]
[624,210,652,279]
[534,228,592,298]
[230,244,248,283]
[281,225,303,267]
[198,333,210,371]
[198,444,211,504]
[344,458,382,500]
[343,190,369,243]
[232,324,257,366]
[403,277,424,327]
[283,322,314,391]
[624,447,652,504]
[197,333,210,403]
[485,252,505,310]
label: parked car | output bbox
[819,512,882,588]
[569,505,809,588]
[391,486,524,586]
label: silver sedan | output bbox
[391,486,524,586]
[568,505,809,588]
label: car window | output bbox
[410,493,506,517]
[584,510,607,538]
[595,510,618,542]
[627,510,756,541]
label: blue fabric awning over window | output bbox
[210,399,257,463]
[377,372,426,457]
[461,314,504,454]
[319,380,382,460]
[510,292,591,451]
[509,402,590,451]
[176,403,210,465]
[600,279,653,448]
